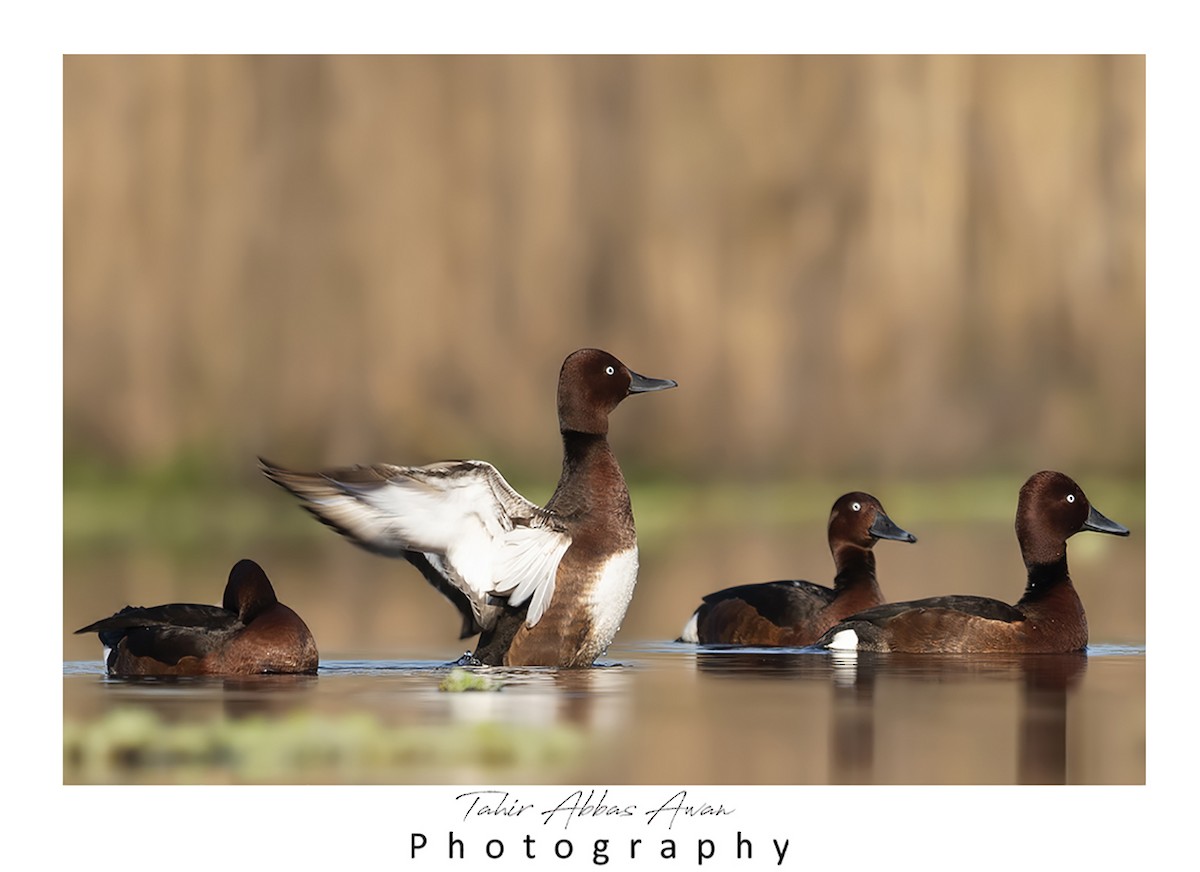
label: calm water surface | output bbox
[64,511,1144,785]
[63,642,1144,785]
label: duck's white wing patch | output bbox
[329,461,518,552]
[491,525,572,626]
[261,459,571,629]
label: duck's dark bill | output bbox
[628,371,678,393]
[869,511,918,543]
[1083,505,1130,536]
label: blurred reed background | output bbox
[63,56,1145,658]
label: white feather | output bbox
[678,610,700,643]
[585,548,640,657]
[825,628,860,651]
[491,525,572,626]
[271,460,572,630]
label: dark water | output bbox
[63,642,1144,785]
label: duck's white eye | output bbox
[605,366,615,376]
[1066,494,1075,503]
[852,502,861,512]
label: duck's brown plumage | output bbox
[75,559,319,675]
[818,471,1130,654]
[682,492,916,647]
[261,348,676,667]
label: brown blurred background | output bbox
[63,56,1145,659]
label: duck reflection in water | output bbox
[695,650,1087,784]
[89,672,320,723]
[438,665,632,733]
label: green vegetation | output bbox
[64,707,586,784]
[439,668,504,692]
[64,465,1146,555]
[63,453,324,555]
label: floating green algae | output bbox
[64,707,586,784]
[438,667,503,692]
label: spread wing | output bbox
[259,458,572,633]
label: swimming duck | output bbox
[817,471,1130,653]
[678,492,916,646]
